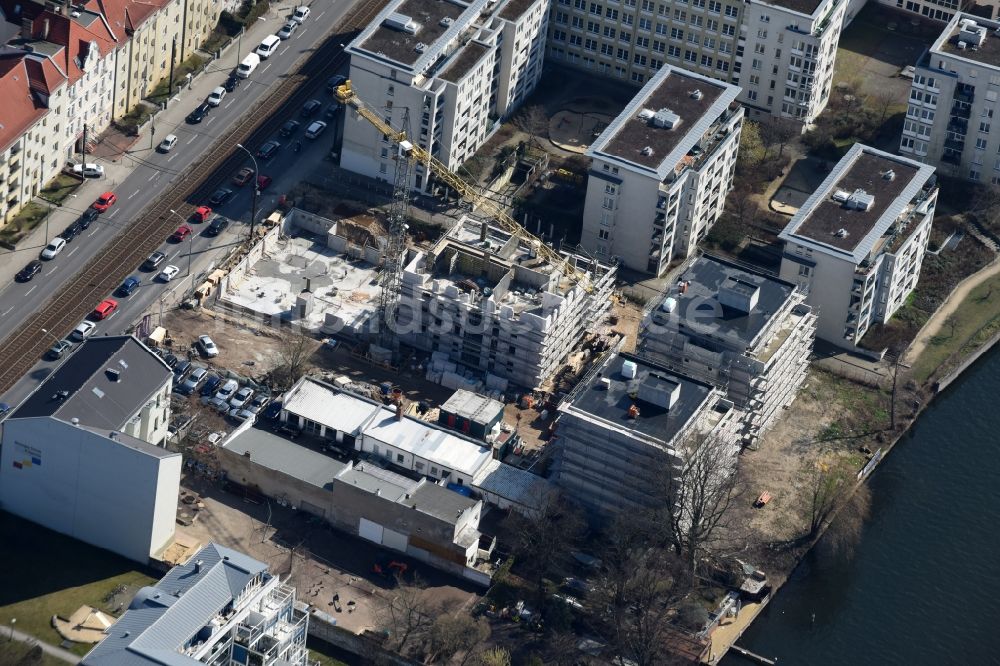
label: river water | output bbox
[723,346,1000,666]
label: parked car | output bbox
[117,276,141,297]
[256,34,281,59]
[232,167,255,186]
[177,366,209,395]
[186,102,211,124]
[279,120,300,137]
[207,86,226,107]
[92,191,117,212]
[326,74,347,93]
[142,250,167,271]
[200,374,222,397]
[257,174,273,190]
[301,99,322,117]
[229,386,254,409]
[162,353,179,369]
[224,73,240,92]
[197,334,219,357]
[170,225,193,242]
[228,407,256,423]
[247,394,270,414]
[304,120,327,139]
[262,401,283,420]
[208,188,234,205]
[58,221,82,242]
[292,5,311,23]
[71,320,97,341]
[192,205,212,223]
[40,238,67,260]
[72,163,105,178]
[173,359,192,381]
[158,265,180,282]
[15,260,42,282]
[157,134,178,153]
[207,396,231,413]
[324,103,340,120]
[206,217,229,236]
[215,379,239,401]
[257,140,281,159]
[46,339,73,360]
[277,20,298,39]
[78,208,99,229]
[91,298,118,321]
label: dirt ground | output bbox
[177,476,481,634]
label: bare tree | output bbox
[808,461,854,538]
[268,328,313,389]
[653,432,742,584]
[944,314,959,338]
[427,613,490,664]
[817,481,872,559]
[373,575,438,658]
[758,117,799,160]
[869,89,898,128]
[514,105,549,147]
[969,184,1000,223]
[504,493,585,601]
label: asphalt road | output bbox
[0,0,352,409]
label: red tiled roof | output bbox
[0,54,48,152]
[24,54,66,96]
[23,10,117,85]
[87,0,169,37]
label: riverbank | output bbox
[708,255,1000,663]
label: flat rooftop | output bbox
[780,144,934,260]
[936,14,1000,68]
[224,425,347,489]
[221,233,379,335]
[498,0,538,20]
[12,336,171,430]
[647,255,797,348]
[337,462,416,501]
[283,377,381,434]
[566,352,716,445]
[356,0,469,68]
[440,388,504,424]
[439,41,490,83]
[399,480,479,523]
[591,67,731,174]
[759,0,826,16]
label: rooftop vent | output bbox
[440,16,453,27]
[105,368,121,382]
[661,296,677,313]
[718,276,760,314]
[958,40,968,50]
[195,560,203,573]
[71,417,80,426]
[845,188,875,211]
[414,42,426,53]
[641,146,654,157]
[652,107,681,129]
[637,374,681,409]
[882,169,896,181]
[690,89,704,100]
[638,108,656,121]
[621,360,638,379]
[834,228,849,238]
[959,21,987,47]
[384,12,419,34]
[52,390,70,401]
[109,431,119,441]
[831,189,851,203]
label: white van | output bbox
[255,35,281,59]
[236,53,260,78]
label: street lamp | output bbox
[235,144,260,241]
[9,618,15,641]
[40,328,62,345]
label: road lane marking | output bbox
[48,265,58,275]
[67,247,78,257]
[25,286,36,295]
[148,172,158,181]
[299,27,308,37]
[108,311,118,320]
[109,209,120,219]
[187,135,196,144]
[280,46,289,56]
[167,154,176,162]
[262,62,272,72]
[129,189,140,199]
[318,10,325,18]
[206,117,215,125]
[1,307,12,316]
[224,99,234,109]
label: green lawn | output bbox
[0,639,66,665]
[146,55,209,103]
[0,202,49,249]
[307,637,351,666]
[40,173,82,205]
[0,512,157,657]
[911,272,1000,384]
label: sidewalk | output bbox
[0,0,302,287]
[6,627,80,664]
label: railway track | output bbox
[0,0,388,393]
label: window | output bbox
[982,121,992,133]
[603,195,615,209]
[798,264,810,277]
[970,168,981,181]
[415,461,425,470]
[431,466,439,476]
[397,454,405,463]
[977,137,988,150]
[747,90,758,101]
[639,17,652,29]
[752,58,761,71]
[759,13,770,22]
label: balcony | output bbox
[950,103,971,119]
[941,151,962,165]
[943,138,965,152]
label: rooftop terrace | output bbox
[356,0,469,68]
[936,14,1000,68]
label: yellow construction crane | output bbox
[335,80,593,291]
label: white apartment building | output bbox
[342,0,548,191]
[398,216,617,389]
[639,254,816,444]
[547,0,843,124]
[581,64,742,274]
[555,348,743,518]
[779,143,938,347]
[0,336,180,563]
[83,543,309,666]
[900,14,1000,182]
[876,0,972,24]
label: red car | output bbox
[257,174,273,190]
[170,225,193,242]
[91,298,118,320]
[232,167,255,187]
[92,191,117,212]
[192,206,212,223]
